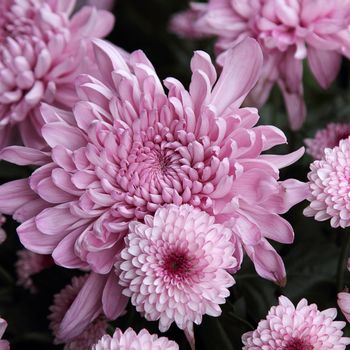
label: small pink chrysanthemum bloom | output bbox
[305,123,350,159]
[0,37,307,338]
[304,137,350,228]
[119,204,237,344]
[0,0,114,149]
[15,249,53,293]
[242,295,350,350]
[92,328,179,350]
[49,275,108,350]
[0,318,9,350]
[171,0,350,130]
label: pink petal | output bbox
[308,48,342,89]
[0,146,50,165]
[18,218,67,254]
[102,271,129,319]
[0,179,37,217]
[58,272,106,340]
[210,38,263,114]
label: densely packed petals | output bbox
[119,204,237,345]
[48,275,108,349]
[305,123,350,159]
[15,249,53,293]
[0,37,307,337]
[0,0,114,149]
[242,295,350,350]
[92,328,179,350]
[170,0,350,129]
[304,137,350,228]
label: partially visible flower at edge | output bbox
[92,328,179,350]
[243,295,350,350]
[0,318,9,350]
[305,123,350,159]
[0,0,114,150]
[15,249,53,293]
[170,0,350,130]
[304,137,350,228]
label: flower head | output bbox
[0,37,307,337]
[305,123,350,159]
[242,295,350,350]
[0,0,114,149]
[49,274,108,350]
[171,0,350,129]
[304,137,350,228]
[92,328,179,350]
[119,204,237,344]
[15,249,53,293]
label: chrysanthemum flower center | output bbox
[284,338,313,350]
[163,251,192,278]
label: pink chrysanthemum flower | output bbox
[305,123,350,159]
[92,328,179,350]
[304,137,350,228]
[242,295,350,350]
[119,204,237,345]
[0,0,114,149]
[171,0,350,130]
[15,249,53,293]
[49,274,108,350]
[0,37,307,338]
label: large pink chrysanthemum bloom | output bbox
[49,274,108,350]
[0,318,9,350]
[92,328,179,350]
[170,0,350,130]
[0,37,307,338]
[119,204,237,345]
[15,249,53,293]
[304,137,350,228]
[0,0,114,149]
[305,123,350,159]
[242,295,350,350]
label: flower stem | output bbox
[337,233,350,291]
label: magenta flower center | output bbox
[284,338,313,350]
[163,250,192,279]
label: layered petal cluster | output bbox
[0,37,307,336]
[49,275,108,350]
[0,318,9,350]
[119,204,236,344]
[0,0,114,149]
[304,137,350,228]
[170,0,350,129]
[15,249,53,293]
[305,123,350,159]
[92,328,179,350]
[242,296,350,350]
